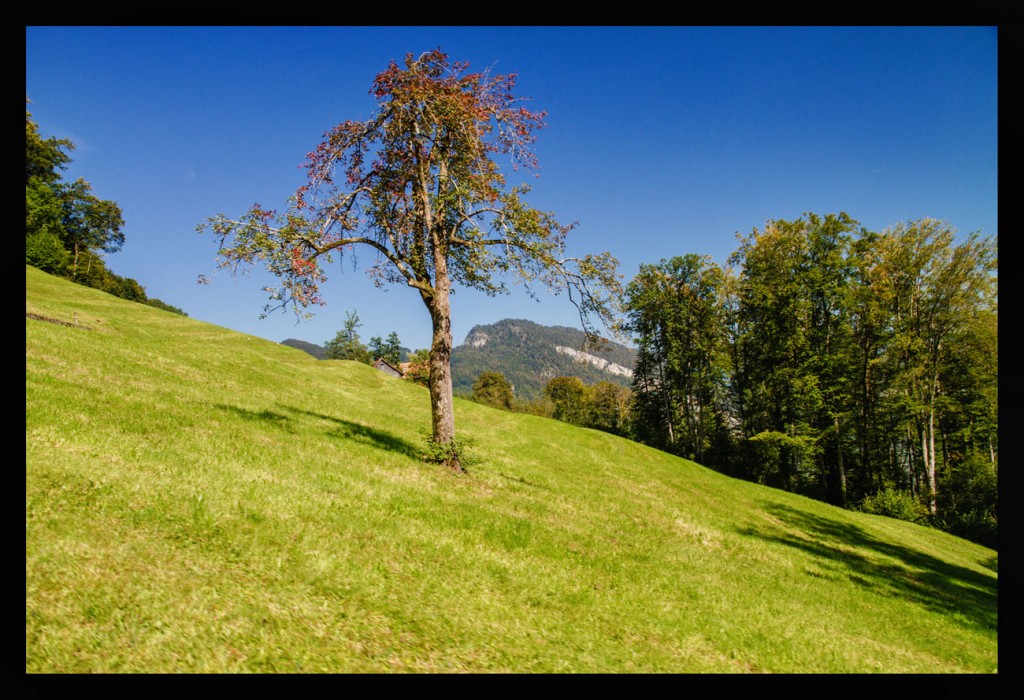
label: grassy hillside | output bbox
[26,266,997,673]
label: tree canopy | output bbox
[471,371,515,410]
[26,101,124,277]
[200,50,621,469]
[622,212,996,545]
[26,99,185,316]
[324,310,372,363]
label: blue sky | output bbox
[26,26,998,352]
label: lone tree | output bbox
[472,371,515,410]
[324,310,372,364]
[199,50,620,470]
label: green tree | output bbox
[200,51,620,470]
[325,310,372,363]
[624,254,731,464]
[26,100,72,186]
[26,101,75,271]
[731,218,818,491]
[26,104,124,279]
[369,331,403,366]
[586,381,632,436]
[873,219,996,517]
[57,178,125,278]
[846,228,894,495]
[25,226,70,274]
[471,371,514,410]
[728,214,865,498]
[799,213,859,505]
[26,102,126,281]
[544,376,588,426]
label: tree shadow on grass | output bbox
[738,502,997,633]
[216,405,292,425]
[278,405,421,460]
[214,403,421,460]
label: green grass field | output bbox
[26,265,997,673]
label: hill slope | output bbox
[452,318,637,400]
[26,266,997,673]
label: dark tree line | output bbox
[624,213,997,547]
[25,101,186,315]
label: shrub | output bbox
[856,488,931,525]
[419,430,478,470]
[936,509,997,550]
[145,298,188,316]
[26,232,70,274]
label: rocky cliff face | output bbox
[554,345,634,378]
[451,318,637,400]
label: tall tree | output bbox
[324,310,372,363]
[199,51,620,470]
[799,213,859,505]
[873,219,996,516]
[26,102,75,269]
[58,178,125,277]
[26,103,125,278]
[624,254,731,464]
[369,331,403,366]
[26,99,71,186]
[730,219,819,491]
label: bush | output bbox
[936,509,997,550]
[856,489,931,525]
[26,232,70,274]
[419,430,478,470]
[145,298,188,316]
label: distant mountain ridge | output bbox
[281,338,328,360]
[452,318,637,401]
[282,338,411,362]
[282,319,638,401]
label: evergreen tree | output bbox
[369,331,402,366]
[325,311,372,364]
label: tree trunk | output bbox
[835,414,847,508]
[425,272,460,471]
[926,409,937,516]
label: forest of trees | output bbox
[25,101,185,316]
[454,212,997,549]
[622,213,997,546]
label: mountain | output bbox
[281,339,412,363]
[451,318,637,401]
[281,338,328,360]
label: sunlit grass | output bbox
[26,266,996,673]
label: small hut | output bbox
[372,357,403,378]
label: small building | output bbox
[372,357,403,378]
